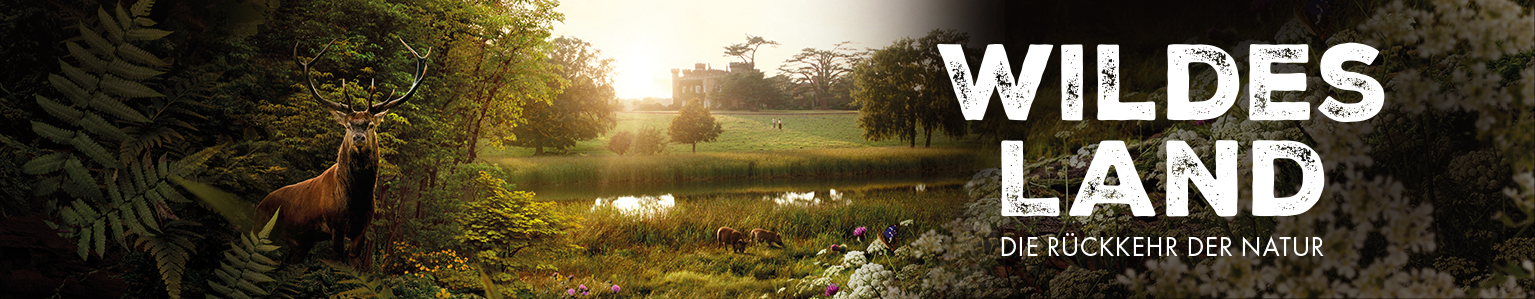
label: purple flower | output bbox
[853,227,867,238]
[612,285,621,292]
[582,291,589,296]
[579,284,588,291]
[568,288,576,296]
[825,283,840,296]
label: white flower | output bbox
[841,251,868,268]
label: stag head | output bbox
[296,39,430,150]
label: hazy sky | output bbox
[552,0,980,99]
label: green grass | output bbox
[481,111,975,157]
[524,186,971,298]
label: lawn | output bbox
[480,110,975,158]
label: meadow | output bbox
[481,111,993,189]
[538,186,973,298]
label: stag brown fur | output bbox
[255,39,429,267]
[750,228,784,248]
[716,227,748,253]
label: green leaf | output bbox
[133,17,156,27]
[31,121,76,143]
[114,5,131,35]
[78,111,129,142]
[120,202,148,236]
[66,41,107,71]
[50,73,92,106]
[135,198,159,232]
[77,21,113,57]
[94,218,106,258]
[131,0,155,17]
[125,28,173,41]
[105,169,123,203]
[107,58,165,81]
[23,153,68,175]
[108,211,127,248]
[88,93,151,123]
[70,133,122,168]
[98,7,123,43]
[101,73,164,98]
[241,271,275,283]
[59,60,100,91]
[36,94,83,122]
[77,226,91,260]
[64,157,104,201]
[117,43,168,67]
[171,175,254,231]
[206,282,239,298]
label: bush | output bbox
[630,126,669,155]
[607,131,633,155]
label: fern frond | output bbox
[77,21,113,57]
[117,43,168,67]
[33,176,62,196]
[113,5,131,36]
[89,93,151,122]
[131,0,155,17]
[107,59,164,81]
[134,196,159,232]
[50,73,92,105]
[79,111,129,142]
[101,74,164,98]
[66,41,106,71]
[135,221,200,299]
[97,7,123,44]
[209,209,282,299]
[70,133,122,168]
[59,60,100,91]
[24,153,68,175]
[31,121,76,143]
[63,157,104,201]
[94,217,106,258]
[125,28,172,41]
[134,17,156,27]
[108,210,126,248]
[37,94,83,121]
[76,223,91,259]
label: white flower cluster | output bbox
[841,251,868,268]
[866,239,890,256]
[833,263,894,299]
[1067,144,1098,169]
[1120,0,1535,296]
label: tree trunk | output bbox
[691,143,697,153]
[924,128,932,148]
[535,146,545,155]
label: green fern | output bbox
[134,220,202,299]
[208,209,282,299]
[322,260,397,299]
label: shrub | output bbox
[630,126,669,155]
[607,131,633,155]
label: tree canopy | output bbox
[780,42,857,110]
[722,34,778,68]
[851,29,970,147]
[668,99,723,153]
[508,36,619,155]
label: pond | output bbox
[530,173,969,202]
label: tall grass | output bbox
[494,147,992,189]
[536,187,972,298]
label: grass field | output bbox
[479,111,992,188]
[482,111,975,157]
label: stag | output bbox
[255,39,430,266]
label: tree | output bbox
[509,36,619,155]
[719,68,786,110]
[669,99,724,153]
[630,126,669,155]
[607,131,633,155]
[851,29,970,147]
[780,42,856,109]
[723,34,778,68]
[442,0,565,162]
[457,171,579,271]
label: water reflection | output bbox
[766,189,848,206]
[591,194,675,217]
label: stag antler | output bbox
[296,40,352,112]
[369,38,431,113]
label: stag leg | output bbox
[285,237,317,266]
[331,227,350,263]
[347,228,368,268]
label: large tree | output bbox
[723,34,778,68]
[719,68,786,110]
[668,99,724,153]
[851,29,970,147]
[780,42,856,110]
[510,36,619,155]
